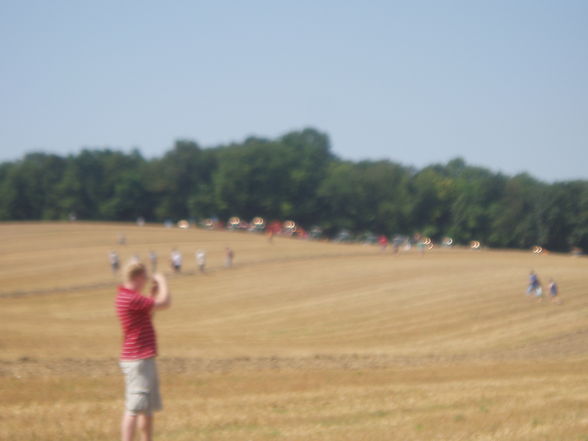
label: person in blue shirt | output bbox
[527,270,545,302]
[548,278,562,304]
[527,270,540,296]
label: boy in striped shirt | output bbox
[116,262,171,441]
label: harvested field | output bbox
[1,222,587,440]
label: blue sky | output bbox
[1,0,587,181]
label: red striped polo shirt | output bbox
[115,285,157,360]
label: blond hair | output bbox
[123,261,147,283]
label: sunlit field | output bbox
[1,222,588,441]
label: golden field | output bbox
[1,222,588,441]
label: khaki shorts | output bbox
[120,357,162,415]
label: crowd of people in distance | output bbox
[527,270,561,304]
[109,236,234,276]
[111,234,565,308]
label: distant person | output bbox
[116,262,171,441]
[527,270,543,301]
[225,247,234,268]
[149,250,158,273]
[417,240,426,256]
[378,235,388,252]
[391,236,402,254]
[130,254,141,264]
[196,249,207,273]
[170,249,182,273]
[527,270,537,295]
[110,251,120,274]
[118,233,127,246]
[548,278,562,304]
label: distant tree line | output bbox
[1,128,587,251]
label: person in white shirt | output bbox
[149,250,158,273]
[109,251,120,274]
[196,250,206,273]
[170,249,182,273]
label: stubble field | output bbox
[1,222,587,441]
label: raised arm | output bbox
[151,273,171,310]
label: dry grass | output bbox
[1,222,588,440]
